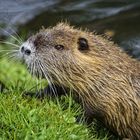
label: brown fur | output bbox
[25,23,140,139]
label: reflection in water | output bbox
[0,0,140,58]
[0,0,58,25]
[121,37,140,59]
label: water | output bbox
[0,0,140,58]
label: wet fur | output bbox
[23,23,140,139]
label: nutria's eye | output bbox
[78,38,89,50]
[54,45,64,50]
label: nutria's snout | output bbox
[20,45,31,56]
[19,41,36,65]
[20,42,32,56]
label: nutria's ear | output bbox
[78,38,89,51]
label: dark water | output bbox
[0,0,140,58]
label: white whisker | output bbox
[38,59,57,96]
[7,26,23,43]
[0,28,22,44]
[0,41,19,48]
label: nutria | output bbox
[18,23,140,139]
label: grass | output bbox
[0,44,115,140]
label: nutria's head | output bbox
[18,23,110,88]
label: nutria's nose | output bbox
[21,46,31,55]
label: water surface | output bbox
[0,0,140,58]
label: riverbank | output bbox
[0,50,115,139]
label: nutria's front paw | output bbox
[22,85,68,99]
[22,87,49,99]
[0,81,7,93]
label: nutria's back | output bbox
[19,23,140,139]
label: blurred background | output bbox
[0,0,140,58]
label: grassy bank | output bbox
[0,44,113,140]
